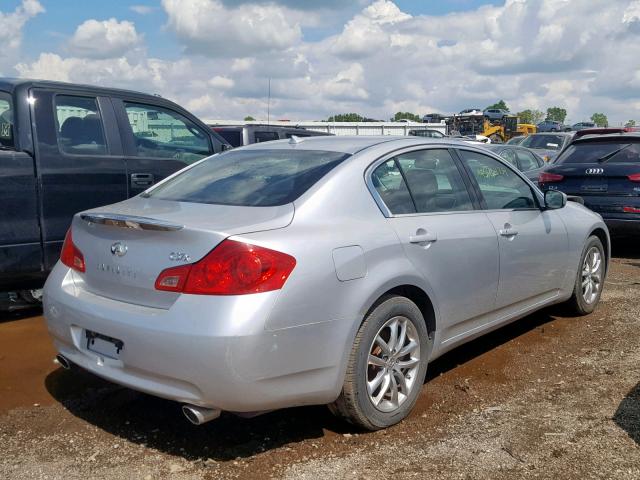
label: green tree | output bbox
[485,99,509,111]
[590,113,608,127]
[244,115,255,121]
[517,109,545,125]
[626,119,636,127]
[327,113,365,122]
[546,107,567,123]
[391,111,421,122]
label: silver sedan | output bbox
[44,136,609,430]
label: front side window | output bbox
[125,102,211,163]
[55,95,107,155]
[0,93,14,149]
[395,149,473,213]
[371,160,416,215]
[460,150,537,210]
[145,149,349,207]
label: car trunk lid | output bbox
[71,197,294,309]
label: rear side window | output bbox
[215,128,242,147]
[371,160,416,215]
[145,149,349,206]
[515,149,541,170]
[125,102,212,163]
[556,142,640,164]
[0,92,14,149]
[395,149,473,213]
[55,95,107,155]
[254,131,279,143]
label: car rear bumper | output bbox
[43,263,345,412]
[603,218,640,235]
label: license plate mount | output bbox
[86,330,124,359]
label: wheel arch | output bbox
[589,227,610,274]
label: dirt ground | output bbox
[1,242,639,480]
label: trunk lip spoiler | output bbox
[79,213,184,231]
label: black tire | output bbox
[564,235,605,315]
[329,295,431,430]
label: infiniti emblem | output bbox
[110,242,128,257]
[585,168,604,175]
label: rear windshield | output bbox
[144,149,350,206]
[555,141,640,164]
[520,135,566,150]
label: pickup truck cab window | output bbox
[0,92,14,149]
[55,95,107,156]
[124,102,211,164]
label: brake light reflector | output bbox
[538,172,564,183]
[623,206,640,213]
[155,240,296,295]
[60,229,85,273]
[628,173,640,182]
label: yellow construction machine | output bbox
[446,114,536,143]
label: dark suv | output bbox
[0,78,229,304]
[539,133,640,235]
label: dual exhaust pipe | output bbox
[55,355,221,426]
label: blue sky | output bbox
[3,1,639,124]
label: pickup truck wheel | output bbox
[329,295,431,430]
[564,236,605,315]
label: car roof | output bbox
[238,135,480,155]
[530,131,573,137]
[0,77,166,99]
[572,132,640,144]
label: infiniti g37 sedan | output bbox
[44,136,609,430]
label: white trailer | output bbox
[205,119,447,136]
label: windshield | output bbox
[145,149,350,206]
[520,135,565,150]
[555,141,640,164]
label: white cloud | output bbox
[209,75,234,89]
[68,18,143,59]
[130,5,154,15]
[10,0,640,125]
[162,0,302,57]
[0,0,44,71]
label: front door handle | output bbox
[499,223,519,237]
[409,230,437,244]
[130,173,154,189]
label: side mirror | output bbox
[544,190,567,209]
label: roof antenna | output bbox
[267,77,271,126]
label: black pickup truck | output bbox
[0,79,229,308]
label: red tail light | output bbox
[60,229,85,273]
[155,239,296,295]
[623,206,640,213]
[628,173,640,182]
[538,172,564,183]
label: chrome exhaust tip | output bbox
[182,405,221,425]
[55,354,71,370]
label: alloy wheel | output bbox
[581,246,603,304]
[366,316,421,413]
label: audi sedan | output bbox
[44,136,609,430]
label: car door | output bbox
[369,147,500,340]
[31,88,127,270]
[113,99,217,197]
[457,149,569,309]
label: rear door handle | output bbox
[130,173,154,189]
[499,223,519,237]
[409,230,437,244]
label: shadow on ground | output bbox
[612,237,639,260]
[45,308,557,461]
[614,382,640,445]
